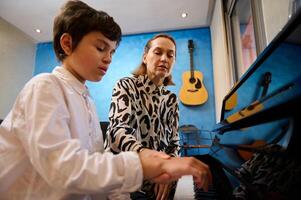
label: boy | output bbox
[0,1,211,199]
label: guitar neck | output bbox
[189,48,194,78]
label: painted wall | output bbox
[0,18,36,118]
[35,28,216,134]
[261,0,290,45]
[210,0,233,123]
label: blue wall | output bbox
[35,28,216,133]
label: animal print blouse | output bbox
[104,74,180,157]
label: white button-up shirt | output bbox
[0,66,142,200]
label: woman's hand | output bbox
[138,149,170,180]
[154,183,171,200]
[160,156,212,192]
[139,149,212,192]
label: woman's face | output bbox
[143,37,176,82]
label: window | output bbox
[231,0,257,78]
[224,0,265,82]
[224,0,301,83]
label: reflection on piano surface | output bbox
[175,8,301,200]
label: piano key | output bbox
[194,185,218,200]
[174,175,195,200]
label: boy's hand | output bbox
[138,149,170,180]
[160,157,212,192]
[154,183,171,200]
[139,150,212,192]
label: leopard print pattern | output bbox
[104,74,180,155]
[104,75,180,198]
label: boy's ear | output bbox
[60,33,73,56]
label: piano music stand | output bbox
[179,124,211,156]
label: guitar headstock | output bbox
[188,39,194,51]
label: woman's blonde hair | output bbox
[132,33,176,86]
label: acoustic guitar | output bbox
[225,71,273,123]
[179,40,208,105]
[225,91,238,111]
[225,73,272,160]
[237,140,267,161]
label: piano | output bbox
[175,7,301,200]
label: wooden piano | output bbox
[175,7,301,200]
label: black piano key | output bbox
[194,183,219,200]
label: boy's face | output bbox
[63,31,117,83]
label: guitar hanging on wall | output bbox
[179,39,208,105]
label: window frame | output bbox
[223,0,267,83]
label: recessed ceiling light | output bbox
[181,12,188,18]
[35,29,41,33]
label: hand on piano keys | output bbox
[174,175,195,199]
[139,149,212,194]
[174,175,218,200]
[149,156,212,190]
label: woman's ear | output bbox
[142,53,147,65]
[60,33,73,56]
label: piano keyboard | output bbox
[193,183,218,200]
[174,176,194,200]
[174,175,219,200]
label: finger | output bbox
[154,183,158,195]
[202,175,209,192]
[200,162,212,185]
[156,184,164,200]
[207,168,213,185]
[198,166,211,191]
[193,175,204,190]
[193,171,209,192]
[193,159,212,185]
[190,159,212,190]
[161,184,169,200]
[193,175,204,188]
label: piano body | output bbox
[175,7,301,200]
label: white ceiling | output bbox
[0,0,215,43]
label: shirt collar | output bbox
[138,74,165,95]
[52,66,90,97]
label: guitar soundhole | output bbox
[195,79,202,89]
[189,77,196,83]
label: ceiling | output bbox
[0,0,215,43]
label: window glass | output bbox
[230,0,257,79]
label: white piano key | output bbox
[174,175,195,200]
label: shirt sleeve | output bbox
[165,98,180,157]
[106,79,144,153]
[13,75,143,194]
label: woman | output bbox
[105,34,181,199]
[0,2,212,199]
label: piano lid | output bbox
[208,7,301,173]
[218,7,301,131]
